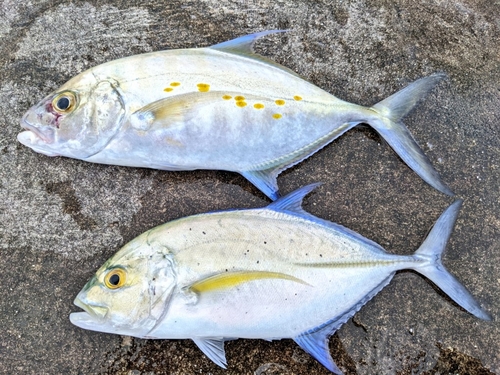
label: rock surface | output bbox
[0,0,498,374]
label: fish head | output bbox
[18,73,126,159]
[70,237,177,337]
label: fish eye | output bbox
[52,91,77,114]
[104,268,127,289]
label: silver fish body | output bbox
[70,184,490,373]
[19,31,453,199]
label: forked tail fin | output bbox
[370,74,454,196]
[412,200,491,320]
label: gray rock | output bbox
[0,0,498,374]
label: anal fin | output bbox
[192,337,228,368]
[294,275,394,374]
[241,121,359,201]
[240,169,280,201]
[294,331,343,374]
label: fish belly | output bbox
[86,49,368,171]
[153,266,393,339]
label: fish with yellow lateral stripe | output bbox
[188,271,309,294]
[19,30,453,199]
[70,184,490,374]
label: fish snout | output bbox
[20,108,56,144]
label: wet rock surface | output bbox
[0,0,498,374]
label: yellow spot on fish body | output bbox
[170,82,181,87]
[189,271,309,294]
[197,83,210,92]
[273,113,282,120]
[294,95,303,101]
[222,95,232,100]
[163,87,173,92]
[233,95,247,108]
[254,103,265,109]
[275,99,285,106]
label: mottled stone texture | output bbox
[0,0,498,374]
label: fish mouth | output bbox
[70,296,109,330]
[69,311,99,330]
[69,298,122,334]
[74,297,109,319]
[18,119,60,156]
[19,119,53,144]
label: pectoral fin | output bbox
[130,92,222,131]
[189,271,308,294]
[131,97,187,130]
[192,337,227,368]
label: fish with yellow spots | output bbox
[18,31,452,199]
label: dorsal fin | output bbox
[267,183,387,252]
[210,30,288,54]
[268,183,322,214]
[210,30,302,80]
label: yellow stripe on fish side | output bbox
[189,271,308,294]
